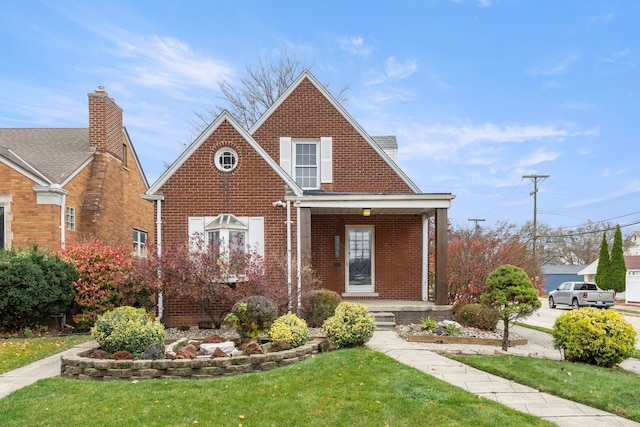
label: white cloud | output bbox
[385,57,417,80]
[589,13,614,25]
[563,101,596,110]
[338,36,372,56]
[528,54,579,76]
[601,168,625,177]
[514,148,561,168]
[111,34,234,91]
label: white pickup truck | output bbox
[548,281,615,309]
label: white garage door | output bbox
[626,272,640,303]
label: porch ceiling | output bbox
[286,193,454,216]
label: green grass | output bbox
[451,354,640,422]
[514,322,553,334]
[0,348,553,427]
[0,335,92,374]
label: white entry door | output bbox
[346,226,375,293]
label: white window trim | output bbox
[65,207,75,231]
[0,195,12,250]
[214,147,239,172]
[133,228,148,257]
[279,136,332,188]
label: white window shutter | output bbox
[320,136,332,183]
[188,217,205,251]
[247,217,265,257]
[279,137,292,176]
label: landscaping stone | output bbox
[143,342,166,360]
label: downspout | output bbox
[60,193,66,249]
[422,214,428,301]
[296,205,302,313]
[286,200,292,312]
[155,199,163,320]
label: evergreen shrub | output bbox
[323,302,375,348]
[0,248,77,331]
[552,307,636,367]
[302,289,342,327]
[268,313,309,348]
[91,306,165,358]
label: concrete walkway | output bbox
[367,326,640,427]
[0,340,96,399]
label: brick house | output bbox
[145,71,453,326]
[0,87,153,253]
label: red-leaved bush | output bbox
[57,240,133,330]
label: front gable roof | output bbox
[0,128,94,185]
[146,111,302,196]
[249,70,421,194]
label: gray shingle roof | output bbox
[0,128,94,184]
[371,135,398,151]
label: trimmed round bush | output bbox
[323,302,375,349]
[302,289,342,327]
[91,306,165,358]
[268,313,309,348]
[226,295,278,338]
[456,303,500,331]
[552,307,637,367]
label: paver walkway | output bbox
[367,327,640,427]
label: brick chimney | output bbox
[88,86,124,159]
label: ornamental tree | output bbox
[153,234,288,327]
[443,222,543,310]
[609,225,627,294]
[595,232,610,289]
[481,264,541,351]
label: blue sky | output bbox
[1,0,639,231]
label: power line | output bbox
[523,174,549,266]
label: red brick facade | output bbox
[149,72,451,326]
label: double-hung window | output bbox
[280,137,332,189]
[133,229,147,257]
[294,141,319,189]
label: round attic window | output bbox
[214,147,238,172]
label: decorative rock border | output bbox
[61,339,322,380]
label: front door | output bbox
[346,226,375,293]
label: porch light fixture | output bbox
[362,208,371,217]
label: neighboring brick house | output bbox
[0,87,153,253]
[145,71,453,326]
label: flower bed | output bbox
[61,339,323,380]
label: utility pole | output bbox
[522,174,549,268]
[468,218,485,232]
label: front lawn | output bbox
[0,348,553,427]
[0,335,92,374]
[452,354,640,422]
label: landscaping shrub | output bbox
[456,303,500,331]
[91,306,165,358]
[268,313,309,348]
[0,248,77,331]
[421,316,438,331]
[552,307,637,368]
[225,295,277,338]
[323,302,375,349]
[58,240,133,330]
[302,289,342,327]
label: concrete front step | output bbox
[371,311,396,331]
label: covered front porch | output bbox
[286,192,454,308]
